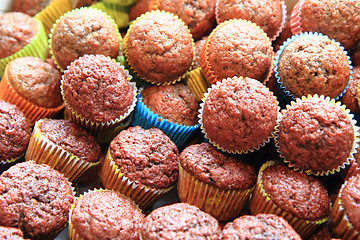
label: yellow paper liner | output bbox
[25,119,100,182]
[90,2,130,29]
[100,149,172,210]
[101,0,137,6]
[0,154,24,166]
[0,68,64,125]
[123,10,195,86]
[0,17,48,77]
[289,0,304,35]
[200,19,274,85]
[182,67,209,102]
[249,160,328,239]
[177,164,253,222]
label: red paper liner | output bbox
[289,0,304,35]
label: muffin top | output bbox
[200,19,274,84]
[340,173,360,230]
[124,11,194,85]
[141,83,199,126]
[109,126,179,189]
[339,66,360,114]
[277,34,350,99]
[39,119,101,163]
[0,12,37,59]
[216,0,284,40]
[193,36,207,69]
[350,40,360,66]
[12,0,52,16]
[0,226,26,240]
[276,96,354,174]
[201,76,278,153]
[0,101,31,162]
[62,54,134,122]
[7,56,63,108]
[51,8,120,70]
[140,203,222,240]
[129,0,150,22]
[0,161,74,239]
[222,213,302,240]
[71,190,144,240]
[180,143,256,190]
[261,163,330,220]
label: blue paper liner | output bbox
[275,32,352,102]
[131,88,200,148]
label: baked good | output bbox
[100,126,179,209]
[12,0,52,16]
[69,189,144,240]
[275,32,351,100]
[200,18,274,85]
[193,36,207,70]
[0,161,74,239]
[222,213,302,240]
[275,95,357,175]
[178,142,257,221]
[0,101,31,165]
[50,7,120,71]
[200,76,278,154]
[350,40,360,66]
[340,65,360,115]
[129,0,150,22]
[249,161,330,238]
[0,226,27,240]
[140,202,222,239]
[123,10,194,85]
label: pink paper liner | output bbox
[290,0,304,35]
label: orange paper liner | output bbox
[182,67,209,101]
[249,160,327,239]
[25,119,100,182]
[177,164,253,222]
[289,0,304,35]
[0,69,64,125]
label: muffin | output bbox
[12,0,52,16]
[215,0,287,41]
[249,161,331,239]
[0,56,64,125]
[0,161,74,239]
[123,10,194,85]
[193,36,207,70]
[200,76,278,154]
[340,65,360,115]
[0,101,31,166]
[129,0,150,22]
[50,7,121,71]
[275,32,351,100]
[69,189,144,240]
[178,142,257,221]
[0,226,27,240]
[25,119,102,182]
[222,213,302,240]
[350,40,360,66]
[100,126,179,209]
[275,95,358,175]
[331,173,360,239]
[200,19,274,85]
[140,202,222,239]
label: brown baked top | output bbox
[51,8,120,70]
[0,226,27,240]
[0,12,37,59]
[12,0,52,16]
[339,66,360,114]
[180,142,256,190]
[341,173,360,230]
[7,56,63,108]
[222,214,302,240]
[39,119,101,163]
[193,36,207,69]
[277,97,354,173]
[71,190,144,240]
[129,0,150,22]
[141,83,199,126]
[109,126,179,189]
[140,203,222,239]
[62,54,134,122]
[0,161,74,239]
[0,101,31,161]
[262,163,330,220]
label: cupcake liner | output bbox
[25,119,101,182]
[123,10,195,86]
[249,161,327,239]
[198,78,279,154]
[100,149,172,210]
[131,88,200,148]
[0,68,64,125]
[0,17,48,77]
[200,19,274,85]
[274,94,360,176]
[182,67,209,102]
[177,164,253,221]
[275,32,352,101]
[147,0,159,11]
[90,1,130,29]
[49,7,122,72]
[0,154,24,166]
[101,0,137,6]
[34,0,73,35]
[289,0,304,35]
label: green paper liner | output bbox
[90,1,130,29]
[101,0,137,6]
[182,67,209,101]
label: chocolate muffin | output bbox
[70,190,144,240]
[0,226,27,240]
[0,161,74,239]
[140,203,222,239]
[12,0,52,16]
[340,66,360,114]
[222,214,302,240]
